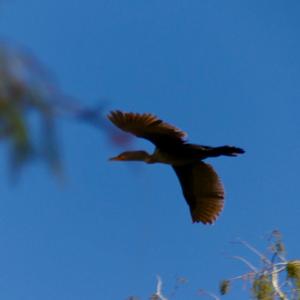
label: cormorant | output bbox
[108,110,244,224]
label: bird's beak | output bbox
[109,156,121,161]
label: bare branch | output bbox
[151,275,168,300]
[271,265,288,300]
[229,271,255,282]
[235,238,272,266]
[198,289,220,300]
[230,255,258,272]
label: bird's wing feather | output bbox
[173,162,224,224]
[108,110,187,147]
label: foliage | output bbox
[216,230,300,300]
[219,280,230,295]
[0,44,62,178]
[0,43,132,180]
[127,231,299,300]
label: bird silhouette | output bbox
[108,110,244,224]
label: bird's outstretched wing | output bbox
[173,162,224,224]
[108,110,187,147]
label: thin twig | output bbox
[198,289,220,300]
[230,255,258,272]
[229,271,255,281]
[235,239,272,266]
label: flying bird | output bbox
[108,110,244,224]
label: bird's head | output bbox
[109,151,151,162]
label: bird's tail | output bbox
[206,146,245,157]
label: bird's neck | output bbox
[128,151,154,163]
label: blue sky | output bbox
[0,1,300,299]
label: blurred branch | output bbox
[0,42,132,179]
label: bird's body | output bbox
[144,148,198,165]
[108,110,244,224]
